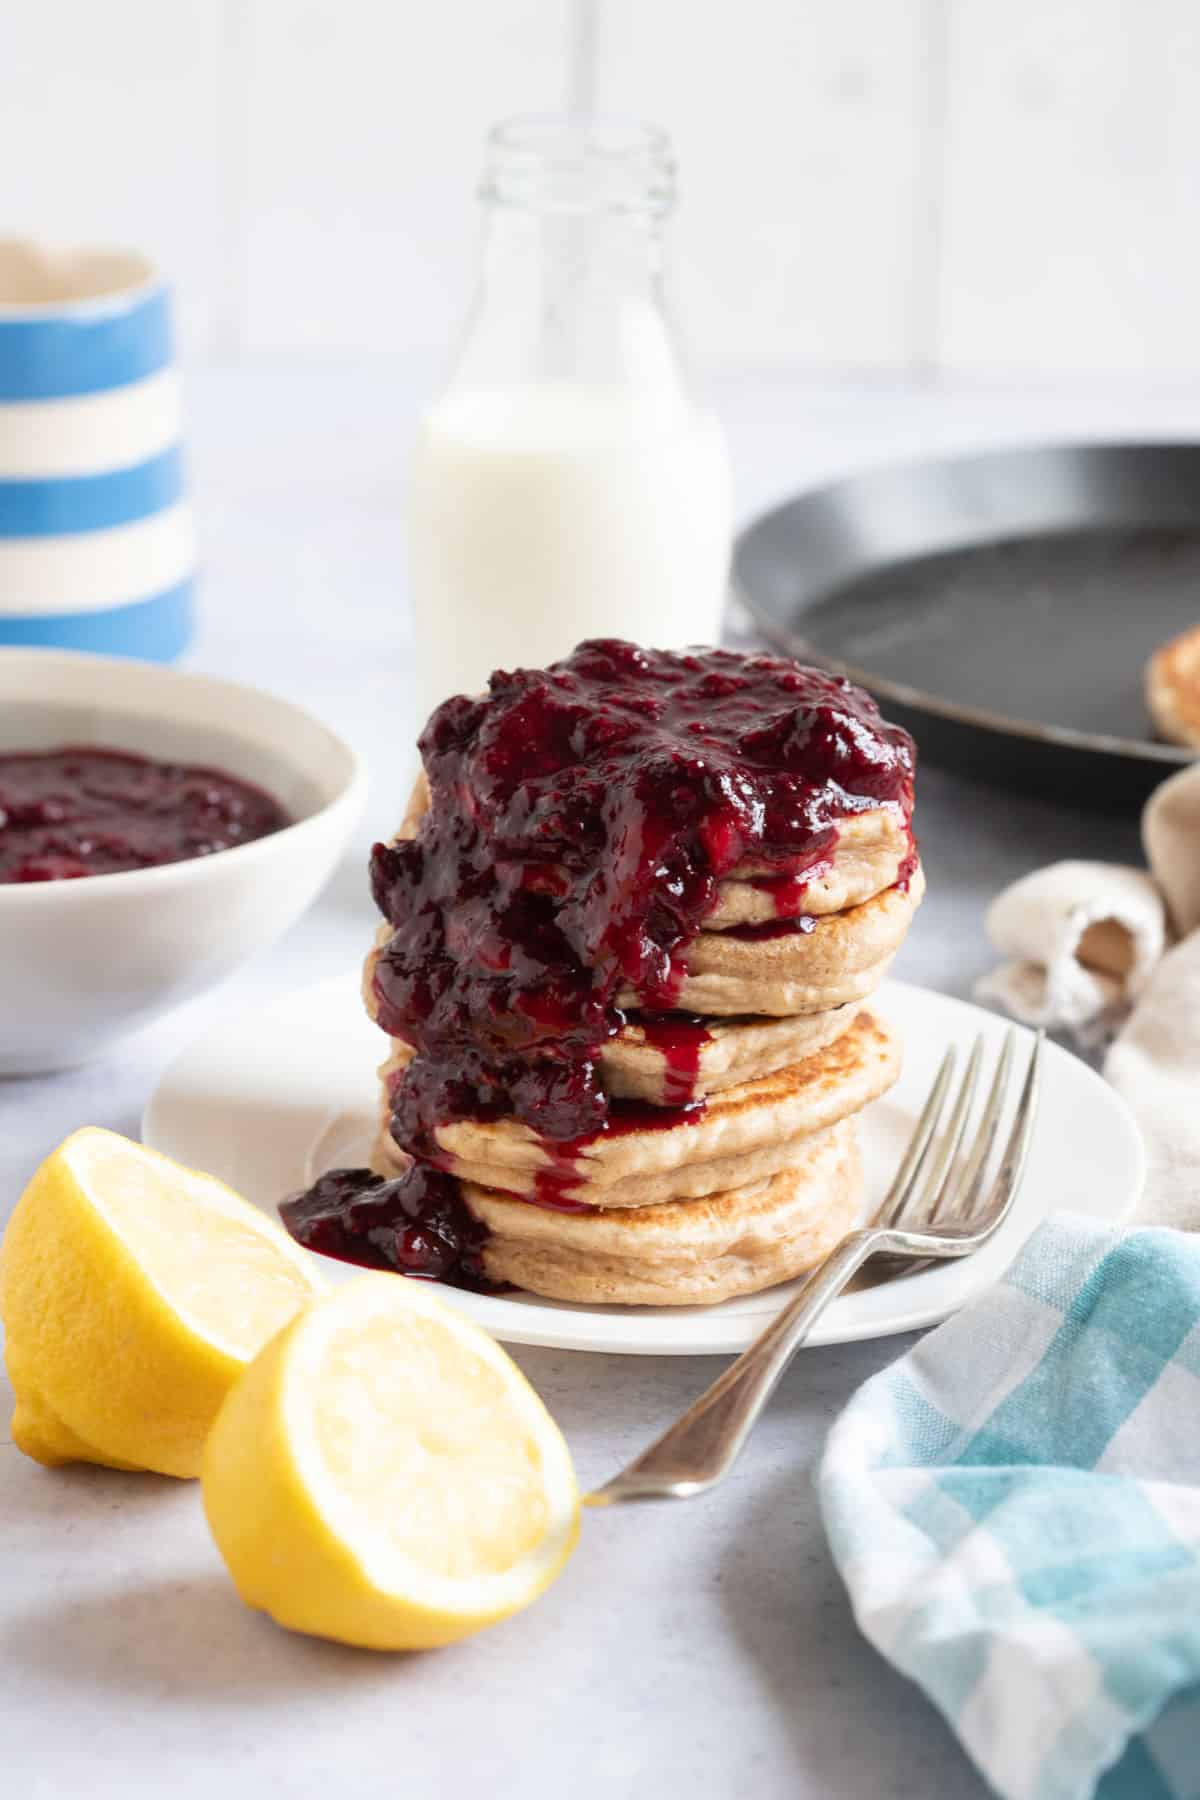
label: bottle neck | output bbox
[480,202,666,298]
[444,114,693,406]
[452,203,687,400]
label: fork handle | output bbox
[587,1225,934,1505]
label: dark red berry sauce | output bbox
[282,640,915,1289]
[280,1165,494,1290]
[635,1012,714,1106]
[0,745,289,883]
[748,864,831,917]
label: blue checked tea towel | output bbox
[819,1215,1200,1800]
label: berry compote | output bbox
[0,746,289,883]
[279,1165,494,1290]
[282,639,915,1289]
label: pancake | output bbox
[641,865,924,1017]
[604,1002,862,1103]
[467,1119,863,1305]
[373,999,861,1108]
[1146,624,1200,748]
[372,1009,900,1208]
[364,867,922,1031]
[666,949,897,1018]
[390,772,911,925]
[706,807,911,927]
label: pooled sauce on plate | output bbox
[282,640,915,1289]
[0,746,290,883]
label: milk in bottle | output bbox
[408,116,732,717]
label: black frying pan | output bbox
[734,442,1200,810]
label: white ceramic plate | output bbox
[143,974,1144,1355]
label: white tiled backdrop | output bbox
[4,0,1200,373]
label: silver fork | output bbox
[586,1027,1043,1506]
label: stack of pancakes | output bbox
[363,775,923,1307]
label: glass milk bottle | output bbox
[408,115,732,717]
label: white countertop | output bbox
[0,363,1177,1800]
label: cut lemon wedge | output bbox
[0,1127,325,1478]
[202,1273,580,1649]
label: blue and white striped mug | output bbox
[0,240,195,660]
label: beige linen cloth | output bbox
[976,763,1200,1230]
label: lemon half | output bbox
[0,1127,325,1477]
[202,1273,580,1649]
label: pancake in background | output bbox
[1146,624,1200,749]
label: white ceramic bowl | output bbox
[0,649,366,1074]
